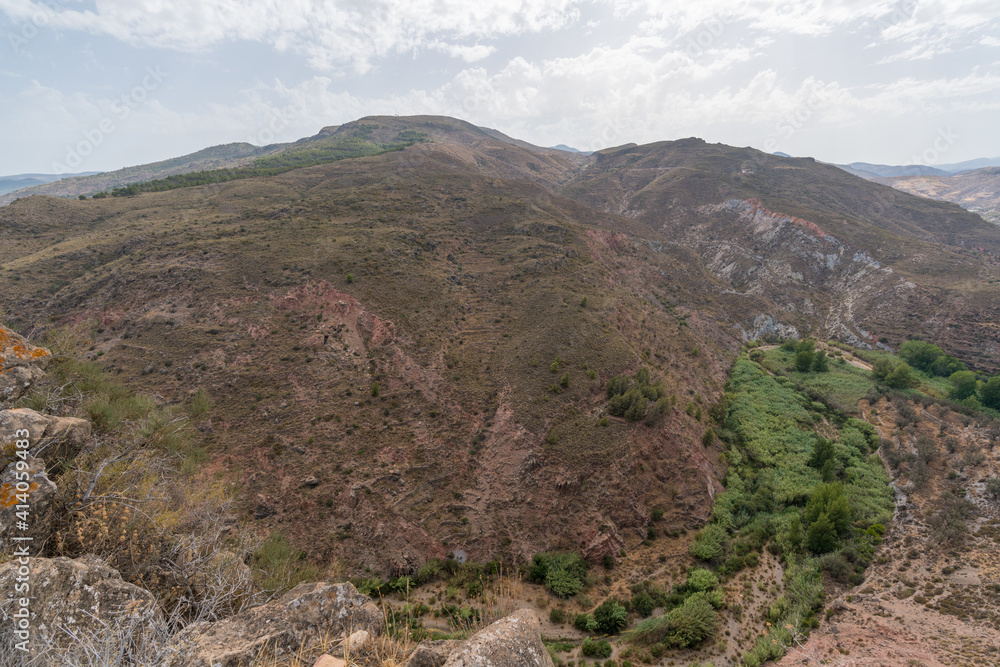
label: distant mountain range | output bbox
[0,172,98,197]
[835,157,1000,179]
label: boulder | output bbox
[403,640,464,667]
[161,581,382,667]
[0,455,58,546]
[0,556,164,650]
[0,326,50,405]
[0,408,91,471]
[313,656,346,667]
[443,610,553,667]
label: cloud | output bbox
[0,0,580,71]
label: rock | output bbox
[346,628,370,652]
[161,581,382,667]
[38,414,91,466]
[443,610,553,667]
[403,640,464,667]
[0,455,58,545]
[0,408,91,471]
[313,655,346,667]
[303,475,320,488]
[0,556,164,650]
[0,326,50,405]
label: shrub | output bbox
[631,591,655,617]
[346,273,354,284]
[985,478,1000,499]
[575,612,598,633]
[795,351,814,372]
[594,598,629,634]
[950,371,978,400]
[685,568,719,592]
[582,638,613,658]
[529,552,588,598]
[606,375,631,398]
[549,607,566,624]
[689,524,727,562]
[806,513,837,553]
[666,595,717,648]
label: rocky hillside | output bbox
[874,166,1000,225]
[2,114,1000,579]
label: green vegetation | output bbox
[692,355,893,666]
[103,128,429,196]
[527,552,589,598]
[605,367,668,422]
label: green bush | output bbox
[689,524,727,562]
[549,607,566,624]
[582,638,612,658]
[594,598,628,634]
[529,552,588,598]
[575,612,598,633]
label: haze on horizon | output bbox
[0,0,998,176]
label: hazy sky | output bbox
[1,0,998,175]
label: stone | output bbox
[303,475,320,487]
[443,610,553,667]
[403,640,464,667]
[313,655,346,667]
[0,408,91,471]
[0,326,50,405]
[161,581,382,667]
[345,628,370,652]
[0,455,57,546]
[0,556,164,650]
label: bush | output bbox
[666,595,717,647]
[689,524,727,562]
[631,591,655,617]
[795,351,814,372]
[575,613,598,633]
[594,598,629,634]
[582,638,613,658]
[549,607,566,624]
[985,478,1000,499]
[529,552,588,598]
[685,568,719,592]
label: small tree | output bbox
[812,350,829,372]
[795,350,814,372]
[949,370,978,401]
[980,377,1000,410]
[594,598,628,634]
[806,512,837,553]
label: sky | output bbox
[0,0,998,175]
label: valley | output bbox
[3,115,1000,666]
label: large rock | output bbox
[0,326,50,405]
[0,455,58,546]
[403,639,464,667]
[0,408,91,470]
[161,581,382,667]
[0,556,164,650]
[442,610,553,667]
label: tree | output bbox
[805,482,851,535]
[809,437,835,470]
[795,350,814,372]
[806,512,837,553]
[886,362,918,389]
[812,349,829,372]
[871,357,896,382]
[949,370,978,401]
[796,338,817,354]
[980,377,1000,410]
[787,515,803,549]
[898,340,944,373]
[931,355,965,377]
[594,598,629,634]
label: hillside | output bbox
[875,167,1000,225]
[0,142,288,205]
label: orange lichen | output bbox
[0,326,51,376]
[0,481,39,508]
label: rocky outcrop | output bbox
[403,640,464,667]
[0,326,50,405]
[0,408,91,471]
[0,455,57,546]
[404,610,552,667]
[161,581,382,667]
[0,556,164,650]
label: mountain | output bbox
[836,161,952,178]
[874,166,1000,224]
[0,143,288,205]
[0,171,98,196]
[550,144,585,153]
[934,156,1000,173]
[4,114,1000,664]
